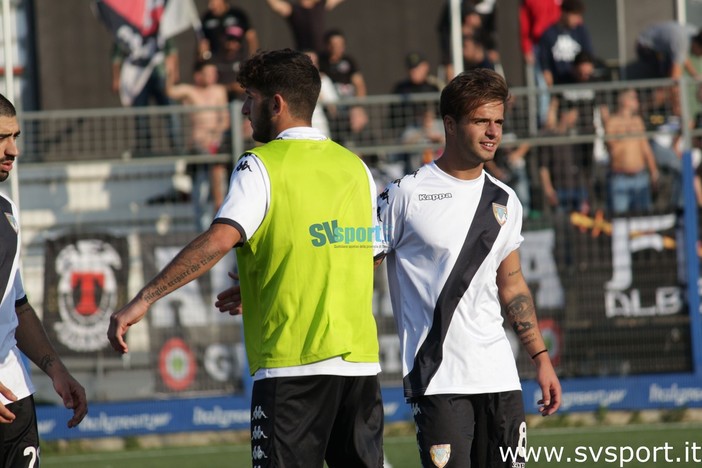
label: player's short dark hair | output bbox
[0,93,16,118]
[561,0,585,14]
[237,48,321,121]
[440,68,509,121]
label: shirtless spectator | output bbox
[604,89,659,215]
[167,60,230,230]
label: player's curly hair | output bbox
[440,68,509,122]
[0,93,17,118]
[237,48,321,122]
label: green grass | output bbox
[41,422,702,467]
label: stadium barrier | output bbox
[5,77,701,440]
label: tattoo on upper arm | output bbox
[39,355,56,372]
[508,267,521,277]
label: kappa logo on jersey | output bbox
[379,188,390,205]
[251,425,268,440]
[236,159,252,172]
[252,445,268,460]
[54,239,122,351]
[492,203,508,225]
[429,444,451,468]
[252,406,268,420]
[418,193,452,201]
[4,212,18,233]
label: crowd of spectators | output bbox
[109,0,702,220]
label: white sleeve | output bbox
[13,271,26,303]
[376,180,404,254]
[319,74,339,104]
[213,153,270,244]
[500,191,524,261]
[361,162,384,257]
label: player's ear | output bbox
[271,94,284,116]
[443,115,456,135]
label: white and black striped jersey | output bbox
[378,162,523,398]
[0,192,35,405]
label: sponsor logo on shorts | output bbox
[418,193,453,201]
[430,444,451,467]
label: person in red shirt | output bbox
[519,0,562,127]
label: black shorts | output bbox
[410,391,526,468]
[250,374,384,468]
[0,395,40,468]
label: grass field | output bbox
[41,422,702,467]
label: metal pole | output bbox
[2,0,20,208]
[2,0,14,100]
[450,0,463,78]
[616,0,627,80]
[681,150,702,375]
[676,0,687,24]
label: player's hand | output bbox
[52,372,88,428]
[215,272,243,316]
[0,381,17,423]
[107,297,149,354]
[534,353,561,416]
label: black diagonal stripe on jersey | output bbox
[403,177,508,398]
[0,196,17,303]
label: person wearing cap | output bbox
[389,52,443,173]
[216,25,248,102]
[389,53,440,137]
[199,0,259,61]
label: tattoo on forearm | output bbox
[141,231,221,304]
[39,355,56,372]
[507,294,536,336]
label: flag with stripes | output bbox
[94,0,201,106]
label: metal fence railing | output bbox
[8,78,701,415]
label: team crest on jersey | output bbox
[4,212,18,233]
[430,444,451,467]
[492,203,508,226]
[54,239,122,351]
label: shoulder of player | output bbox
[485,171,518,200]
[233,152,263,171]
[381,165,431,199]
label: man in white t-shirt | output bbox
[377,69,561,468]
[0,93,88,467]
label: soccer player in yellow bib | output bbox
[108,49,384,468]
